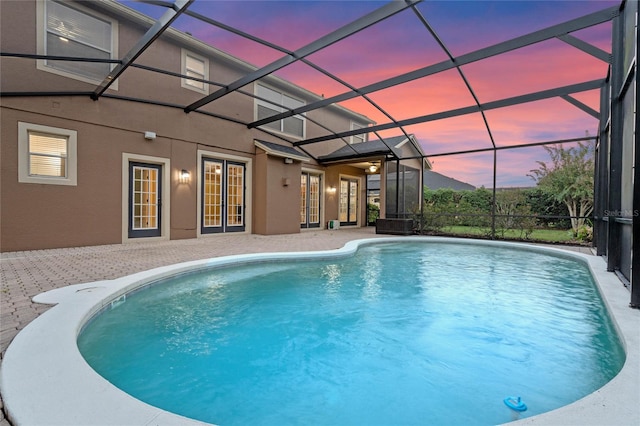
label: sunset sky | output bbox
[125,0,618,188]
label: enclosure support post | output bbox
[631,3,640,309]
[491,150,497,239]
[606,13,623,273]
[594,81,610,256]
[420,157,425,223]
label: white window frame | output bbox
[255,83,306,139]
[181,49,209,94]
[350,121,368,144]
[36,0,119,87]
[18,122,77,186]
[197,150,252,236]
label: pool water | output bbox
[78,242,625,425]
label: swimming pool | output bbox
[77,240,623,425]
[3,239,635,424]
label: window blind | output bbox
[28,131,68,177]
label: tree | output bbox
[525,187,571,229]
[494,189,535,239]
[528,142,594,235]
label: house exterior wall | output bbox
[2,104,136,250]
[0,0,373,252]
[253,150,303,235]
[324,164,367,227]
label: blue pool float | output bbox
[504,396,527,412]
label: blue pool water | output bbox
[78,242,625,425]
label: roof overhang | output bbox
[316,150,392,165]
[255,140,311,163]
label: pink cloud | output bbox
[159,0,612,187]
[460,39,609,103]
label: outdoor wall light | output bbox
[327,186,337,194]
[144,131,156,141]
[369,164,378,173]
[284,157,294,164]
[179,169,191,183]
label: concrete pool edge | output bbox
[0,237,637,425]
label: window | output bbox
[37,0,118,85]
[18,122,77,186]
[256,83,305,138]
[181,49,209,94]
[350,122,367,144]
[28,132,67,177]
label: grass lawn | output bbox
[437,225,580,243]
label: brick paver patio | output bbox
[0,229,386,356]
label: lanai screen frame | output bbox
[1,0,637,306]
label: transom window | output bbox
[256,83,305,138]
[18,122,77,186]
[181,50,209,94]
[40,0,117,84]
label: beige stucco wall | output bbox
[324,164,368,227]
[0,92,269,251]
[2,106,131,251]
[0,0,373,252]
[253,150,303,235]
[170,141,198,240]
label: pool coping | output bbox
[1,237,638,425]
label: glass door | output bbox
[301,172,321,228]
[225,162,245,232]
[202,159,223,232]
[202,158,245,234]
[339,177,358,226]
[128,162,161,238]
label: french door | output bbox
[128,162,162,238]
[339,177,358,226]
[300,172,321,228]
[201,158,246,234]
